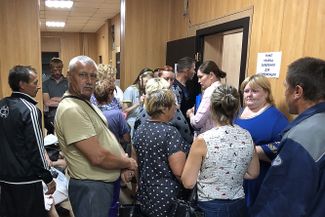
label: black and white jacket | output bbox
[0,92,53,184]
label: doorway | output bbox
[196,17,250,91]
[203,29,243,88]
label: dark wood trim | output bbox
[196,17,250,91]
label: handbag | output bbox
[169,186,203,217]
[118,204,145,217]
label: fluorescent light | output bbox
[45,0,73,9]
[46,21,65,28]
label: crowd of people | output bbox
[0,55,324,217]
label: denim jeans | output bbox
[198,198,248,217]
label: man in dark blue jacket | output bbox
[0,65,56,217]
[251,57,325,217]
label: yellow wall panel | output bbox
[0,0,42,105]
[41,32,97,73]
[96,22,110,64]
[304,0,325,59]
[121,0,171,89]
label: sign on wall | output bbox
[256,52,282,78]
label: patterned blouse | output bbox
[133,120,185,217]
[198,125,254,201]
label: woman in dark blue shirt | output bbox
[234,74,288,208]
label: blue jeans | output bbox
[198,198,248,217]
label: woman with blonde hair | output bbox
[134,78,193,150]
[132,89,186,217]
[182,84,259,217]
[234,74,288,208]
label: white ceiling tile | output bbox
[40,0,120,32]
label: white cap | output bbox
[44,134,58,146]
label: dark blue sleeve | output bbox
[117,111,131,137]
[251,139,318,217]
[260,112,288,160]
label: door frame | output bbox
[196,17,250,90]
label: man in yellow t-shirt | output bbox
[55,55,137,217]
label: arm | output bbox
[188,89,212,130]
[259,114,288,162]
[251,139,318,217]
[73,135,137,171]
[24,107,54,185]
[43,93,61,108]
[181,137,207,189]
[244,146,260,179]
[122,86,140,115]
[122,102,140,115]
[169,151,186,181]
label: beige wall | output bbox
[41,32,97,74]
[95,14,120,67]
[111,14,121,69]
[96,21,110,64]
[120,0,325,116]
[169,0,325,116]
[0,0,42,106]
[120,0,171,90]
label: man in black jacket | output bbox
[0,65,56,217]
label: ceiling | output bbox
[40,0,120,33]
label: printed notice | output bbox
[256,52,282,78]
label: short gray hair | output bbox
[68,56,97,72]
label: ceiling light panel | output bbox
[46,21,66,28]
[45,0,74,9]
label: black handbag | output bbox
[169,186,203,217]
[169,199,198,217]
[118,204,145,217]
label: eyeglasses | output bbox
[78,72,97,80]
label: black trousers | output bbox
[0,181,48,217]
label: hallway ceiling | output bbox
[40,0,120,32]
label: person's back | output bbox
[0,65,55,217]
[132,89,186,217]
[181,84,259,217]
[199,125,254,200]
[99,107,130,145]
[0,94,46,182]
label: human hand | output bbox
[121,169,135,183]
[51,158,67,169]
[52,97,62,102]
[45,179,56,195]
[186,107,194,118]
[127,158,138,171]
[140,95,145,104]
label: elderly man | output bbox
[251,57,325,217]
[0,65,56,217]
[55,56,137,217]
